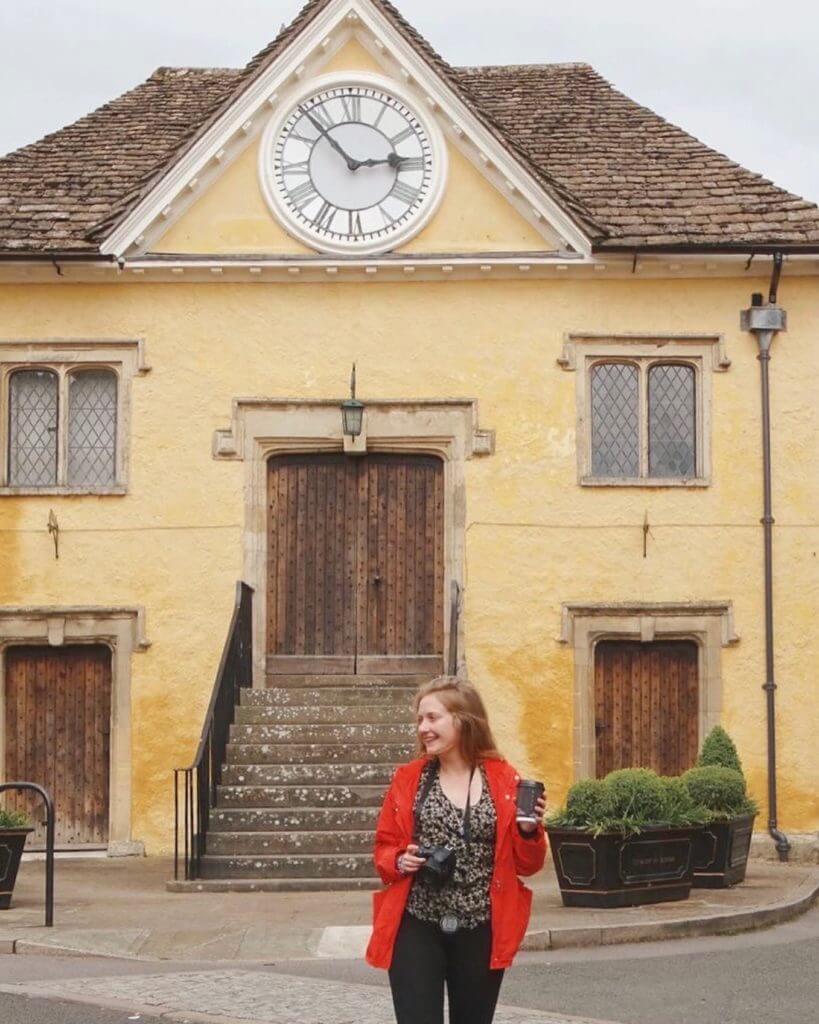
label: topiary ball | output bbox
[603,767,668,822]
[683,765,750,818]
[564,778,616,827]
[698,726,744,775]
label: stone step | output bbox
[235,704,415,725]
[199,853,378,880]
[220,763,397,786]
[243,686,417,707]
[225,743,414,765]
[216,784,385,809]
[263,674,427,690]
[207,830,373,856]
[167,878,381,893]
[229,723,414,744]
[210,806,379,832]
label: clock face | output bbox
[268,83,438,252]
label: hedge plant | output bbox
[548,767,708,836]
[682,765,758,821]
[0,808,30,829]
[698,726,744,775]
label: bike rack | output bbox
[0,782,54,926]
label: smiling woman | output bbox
[367,676,548,1024]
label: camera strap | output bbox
[413,760,477,852]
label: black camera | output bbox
[417,845,456,888]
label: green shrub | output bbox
[662,776,708,827]
[683,766,758,821]
[0,809,30,829]
[698,726,743,774]
[562,778,616,827]
[548,768,708,836]
[604,768,668,822]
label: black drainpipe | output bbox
[740,252,791,861]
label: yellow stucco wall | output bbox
[153,38,551,257]
[0,273,817,852]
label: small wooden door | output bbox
[267,453,444,675]
[3,645,111,847]
[594,640,699,777]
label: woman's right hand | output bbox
[397,843,427,875]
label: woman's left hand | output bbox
[518,794,547,834]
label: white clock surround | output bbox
[259,72,448,255]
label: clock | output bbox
[260,74,447,254]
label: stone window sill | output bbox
[0,486,127,497]
[580,477,710,488]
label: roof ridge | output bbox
[457,61,595,72]
[149,66,240,79]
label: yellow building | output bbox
[0,0,817,880]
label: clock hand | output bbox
[302,111,358,171]
[353,153,410,169]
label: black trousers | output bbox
[388,911,505,1024]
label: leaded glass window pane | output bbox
[649,364,696,478]
[8,370,58,486]
[68,370,117,486]
[590,363,639,477]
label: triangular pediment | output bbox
[103,0,592,261]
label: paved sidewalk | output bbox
[0,856,816,962]
[0,968,619,1024]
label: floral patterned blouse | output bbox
[406,760,497,929]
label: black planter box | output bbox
[547,825,700,908]
[692,813,756,888]
[0,828,33,910]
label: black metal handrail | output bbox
[447,580,461,677]
[0,781,55,926]
[173,581,253,881]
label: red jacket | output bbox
[366,756,547,971]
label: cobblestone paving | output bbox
[3,970,618,1024]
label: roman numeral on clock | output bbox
[283,161,310,177]
[289,181,318,209]
[310,104,336,130]
[398,157,425,173]
[340,94,362,121]
[313,201,337,231]
[390,126,416,146]
[348,210,363,235]
[392,181,421,206]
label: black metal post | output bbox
[0,782,55,926]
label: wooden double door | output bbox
[3,645,111,848]
[267,453,445,675]
[595,640,699,777]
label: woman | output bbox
[366,676,547,1024]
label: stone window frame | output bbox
[558,601,739,781]
[0,339,150,496]
[0,605,150,856]
[213,397,495,686]
[558,334,731,488]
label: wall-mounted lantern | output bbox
[341,363,365,438]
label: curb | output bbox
[521,871,819,951]
[2,870,817,961]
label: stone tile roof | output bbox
[457,63,819,251]
[1,0,817,256]
[0,67,240,254]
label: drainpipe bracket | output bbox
[740,306,787,333]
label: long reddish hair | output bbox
[413,676,503,765]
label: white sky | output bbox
[1,0,817,203]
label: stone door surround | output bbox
[213,398,495,685]
[0,606,149,855]
[559,601,739,780]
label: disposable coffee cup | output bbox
[516,780,545,823]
